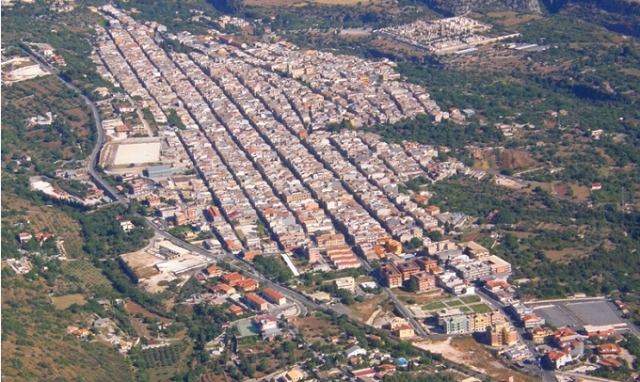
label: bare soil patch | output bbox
[51,293,88,310]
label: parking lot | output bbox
[534,300,626,328]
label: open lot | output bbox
[416,337,539,382]
[533,300,627,328]
[112,141,161,166]
[51,293,87,310]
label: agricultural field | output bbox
[61,260,113,296]
[142,344,185,369]
[1,193,85,257]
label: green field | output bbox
[423,301,447,311]
[446,299,464,307]
[470,304,493,314]
[62,260,113,295]
[460,295,481,304]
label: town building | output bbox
[235,279,259,292]
[221,272,245,286]
[243,293,268,311]
[333,277,356,291]
[410,271,436,293]
[489,323,518,347]
[381,263,403,288]
[145,164,182,178]
[262,288,286,305]
[396,325,415,339]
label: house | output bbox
[344,345,367,358]
[425,205,440,216]
[262,288,286,306]
[17,232,32,243]
[396,325,415,339]
[351,368,376,379]
[591,182,602,191]
[333,277,355,290]
[530,327,553,344]
[235,279,259,292]
[598,358,622,368]
[597,343,622,355]
[243,293,268,311]
[282,368,304,382]
[553,328,580,348]
[254,315,281,340]
[221,272,244,286]
[227,305,244,315]
[389,317,409,331]
[120,220,134,233]
[210,283,235,296]
[545,350,572,369]
[521,313,545,329]
[205,265,223,277]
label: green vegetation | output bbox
[460,295,480,304]
[253,255,293,283]
[470,304,493,314]
[141,344,186,368]
[2,76,96,177]
[57,179,92,199]
[423,301,446,311]
[2,2,111,94]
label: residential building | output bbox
[127,180,148,195]
[389,317,410,330]
[530,327,553,344]
[396,260,421,281]
[521,313,545,329]
[597,343,622,355]
[253,315,281,340]
[381,263,403,288]
[17,232,32,243]
[333,277,356,290]
[221,272,244,286]
[243,293,268,311]
[489,323,518,347]
[210,283,235,295]
[396,325,415,339]
[262,288,286,305]
[235,279,259,292]
[545,350,572,369]
[344,346,367,358]
[205,265,223,277]
[470,314,491,332]
[410,271,436,293]
[282,369,304,382]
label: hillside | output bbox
[1,277,135,382]
[418,0,541,15]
